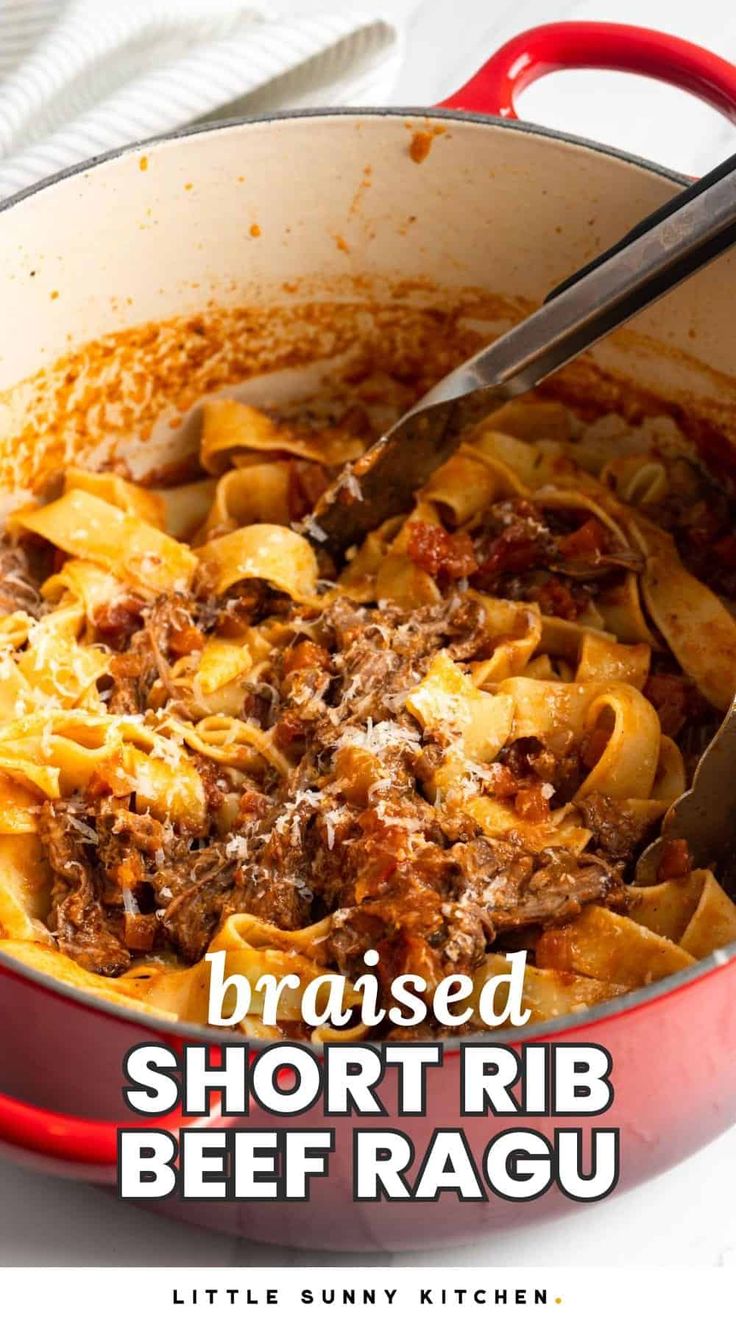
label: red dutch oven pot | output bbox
[1,23,736,1250]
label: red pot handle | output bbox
[440,21,736,124]
[0,1033,226,1170]
[0,1086,219,1170]
[0,1041,296,1171]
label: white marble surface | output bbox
[2,0,736,1269]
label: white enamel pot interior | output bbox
[2,111,736,496]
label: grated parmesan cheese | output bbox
[301,515,327,543]
[271,787,323,840]
[67,814,99,844]
[341,469,363,502]
[335,718,421,755]
[368,777,393,797]
[225,835,250,860]
[121,888,139,915]
[322,805,348,851]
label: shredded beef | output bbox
[93,803,239,962]
[160,845,237,963]
[446,838,622,941]
[93,799,164,906]
[41,794,243,967]
[105,591,223,712]
[0,540,43,618]
[29,588,650,1009]
[232,862,312,932]
[644,670,709,740]
[645,464,736,600]
[578,792,651,869]
[107,650,158,714]
[500,735,583,804]
[39,801,131,976]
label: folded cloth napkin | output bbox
[0,0,400,199]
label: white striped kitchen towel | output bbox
[0,0,401,200]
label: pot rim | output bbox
[2,928,734,1051]
[0,105,690,224]
[1,105,730,1053]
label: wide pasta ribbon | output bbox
[196,524,318,603]
[2,390,735,1041]
[12,489,196,595]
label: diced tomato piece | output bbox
[283,639,331,674]
[87,764,135,798]
[557,517,609,560]
[488,763,522,797]
[123,911,158,953]
[273,710,309,749]
[514,784,551,822]
[93,597,144,649]
[169,623,205,656]
[407,521,478,582]
[406,522,446,575]
[656,837,693,881]
[474,527,542,579]
[535,576,585,621]
[238,786,271,821]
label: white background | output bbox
[1,0,736,1269]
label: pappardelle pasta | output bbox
[1,389,736,1039]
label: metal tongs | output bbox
[636,702,736,882]
[304,149,736,560]
[302,150,736,879]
